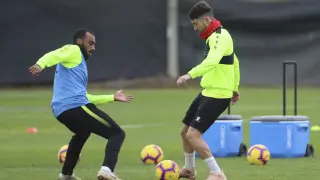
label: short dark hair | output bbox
[73,28,95,44]
[188,1,213,20]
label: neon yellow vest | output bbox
[188,28,240,98]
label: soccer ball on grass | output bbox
[140,144,164,165]
[247,144,270,165]
[155,160,180,180]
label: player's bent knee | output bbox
[180,125,189,138]
[185,131,195,141]
[113,129,126,141]
[185,127,201,140]
[180,130,186,139]
[119,130,126,140]
[73,132,90,141]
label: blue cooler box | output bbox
[196,115,247,157]
[250,115,313,158]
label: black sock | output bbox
[102,131,125,171]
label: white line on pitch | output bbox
[120,123,164,129]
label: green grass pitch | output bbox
[0,87,319,180]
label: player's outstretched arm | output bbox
[177,37,227,86]
[188,37,227,79]
[87,90,134,106]
[29,45,80,76]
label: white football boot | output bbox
[97,169,122,180]
[57,173,81,180]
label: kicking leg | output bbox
[181,124,195,167]
[186,97,230,180]
[180,125,197,179]
[58,134,90,180]
[186,127,221,172]
[57,108,91,180]
[101,127,125,173]
[179,93,202,179]
[98,129,125,180]
[186,127,227,180]
[79,104,125,180]
[62,134,90,175]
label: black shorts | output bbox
[57,103,123,139]
[182,93,231,133]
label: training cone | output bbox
[27,127,38,133]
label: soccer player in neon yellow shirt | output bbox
[176,1,240,180]
[29,28,133,180]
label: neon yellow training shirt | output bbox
[188,28,240,99]
[36,44,115,107]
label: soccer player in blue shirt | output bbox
[29,28,132,180]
